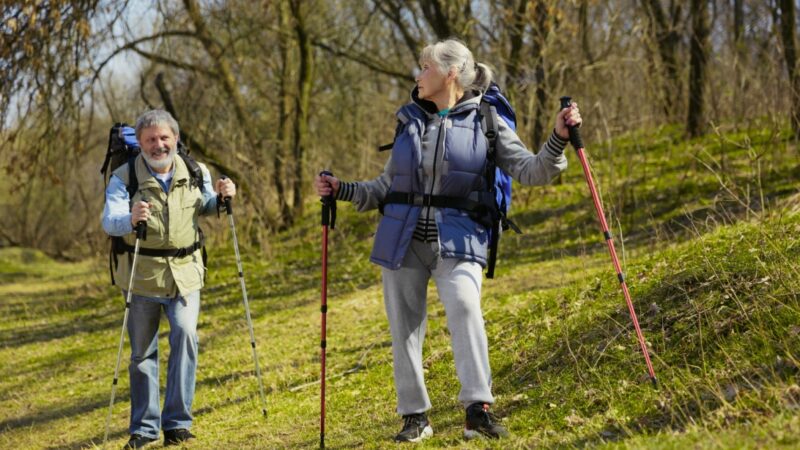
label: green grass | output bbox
[1,123,799,449]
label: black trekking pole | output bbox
[560,97,658,388]
[319,170,336,449]
[220,181,268,417]
[103,200,148,446]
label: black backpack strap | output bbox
[479,99,502,278]
[178,147,204,189]
[126,156,139,202]
[110,156,138,285]
[100,124,120,186]
[377,119,404,152]
[109,237,118,285]
[199,227,207,281]
[480,100,499,182]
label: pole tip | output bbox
[262,408,268,417]
[651,377,658,389]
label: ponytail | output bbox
[471,62,493,93]
[419,39,494,93]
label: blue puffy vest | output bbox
[370,98,492,269]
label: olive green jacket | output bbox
[111,155,215,297]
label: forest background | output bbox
[3,1,800,449]
[2,0,799,256]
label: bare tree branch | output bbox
[153,72,249,193]
[312,39,414,82]
[374,0,421,58]
[91,30,204,84]
[182,0,257,147]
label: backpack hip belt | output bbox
[382,190,520,231]
[382,190,494,213]
[109,230,208,286]
[112,234,205,258]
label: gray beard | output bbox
[143,146,176,171]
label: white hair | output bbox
[142,146,177,171]
[419,39,493,92]
[135,109,180,140]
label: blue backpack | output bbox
[480,83,521,278]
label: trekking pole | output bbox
[220,180,268,418]
[560,97,658,388]
[103,200,148,446]
[319,170,336,449]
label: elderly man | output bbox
[102,109,235,449]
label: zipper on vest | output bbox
[430,113,447,259]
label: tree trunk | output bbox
[733,0,744,46]
[290,0,315,218]
[504,0,528,106]
[531,0,550,149]
[641,0,683,120]
[779,0,800,138]
[687,0,710,137]
[153,72,246,192]
[579,0,595,64]
[182,0,256,147]
[418,0,473,42]
[419,0,454,39]
[275,1,294,227]
[731,0,746,121]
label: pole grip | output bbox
[136,195,148,240]
[135,221,146,240]
[560,96,584,150]
[219,175,233,215]
[319,170,335,228]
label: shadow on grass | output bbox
[0,395,116,435]
[0,306,119,349]
[44,429,129,450]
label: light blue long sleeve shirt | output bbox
[102,162,218,237]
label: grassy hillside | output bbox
[1,123,799,449]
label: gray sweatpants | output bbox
[382,239,494,416]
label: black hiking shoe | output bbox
[164,428,196,446]
[123,434,158,449]
[394,413,433,443]
[464,402,509,440]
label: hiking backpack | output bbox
[478,82,521,278]
[379,83,521,278]
[100,123,206,285]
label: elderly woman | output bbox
[315,39,581,442]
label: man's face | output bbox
[138,125,177,172]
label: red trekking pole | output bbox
[561,97,658,388]
[319,170,336,449]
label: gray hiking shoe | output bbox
[394,413,433,443]
[464,402,509,439]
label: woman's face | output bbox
[415,59,449,100]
